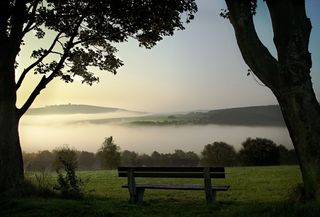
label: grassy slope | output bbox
[1,166,319,217]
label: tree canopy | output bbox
[2,0,197,116]
[0,0,197,192]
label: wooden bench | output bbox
[118,166,230,205]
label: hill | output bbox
[26,104,131,115]
[129,105,286,127]
[187,105,285,126]
[26,104,286,127]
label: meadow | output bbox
[1,166,319,217]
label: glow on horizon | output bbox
[16,0,320,113]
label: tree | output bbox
[171,150,199,166]
[121,150,140,166]
[24,150,54,171]
[278,145,298,165]
[239,138,279,166]
[78,151,95,170]
[201,142,237,166]
[224,0,320,200]
[98,136,121,170]
[0,0,197,192]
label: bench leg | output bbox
[205,190,216,206]
[136,188,145,203]
[129,188,145,204]
[129,191,137,204]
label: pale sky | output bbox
[16,0,320,113]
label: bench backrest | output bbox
[118,167,225,178]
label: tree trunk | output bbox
[0,56,24,193]
[225,0,320,201]
[275,80,320,201]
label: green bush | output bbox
[53,146,85,199]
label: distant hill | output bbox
[129,105,286,127]
[186,105,285,126]
[26,104,286,127]
[26,104,136,115]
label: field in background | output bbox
[1,166,319,217]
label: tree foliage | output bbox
[98,136,121,170]
[0,0,197,192]
[23,150,54,171]
[3,0,198,117]
[201,142,237,166]
[239,138,280,166]
[121,150,140,166]
[78,151,96,170]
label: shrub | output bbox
[53,146,84,199]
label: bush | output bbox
[53,146,84,199]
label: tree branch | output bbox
[18,45,71,118]
[16,32,62,90]
[17,75,47,117]
[18,16,85,117]
[22,0,41,36]
[225,0,279,89]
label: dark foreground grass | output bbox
[1,166,319,217]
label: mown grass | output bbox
[1,166,319,217]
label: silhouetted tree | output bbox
[239,138,279,166]
[137,154,153,166]
[224,0,320,200]
[201,142,237,166]
[98,137,121,170]
[26,150,54,171]
[0,0,197,192]
[78,151,95,170]
[121,150,140,166]
[170,149,199,166]
[184,151,200,166]
[278,145,298,165]
[150,151,162,166]
[22,152,36,171]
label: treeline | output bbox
[23,137,297,171]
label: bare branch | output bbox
[16,32,62,90]
[51,51,64,56]
[18,48,71,117]
[18,16,85,116]
[18,75,47,117]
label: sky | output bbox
[16,0,320,113]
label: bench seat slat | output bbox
[118,171,225,178]
[118,166,225,173]
[122,184,230,191]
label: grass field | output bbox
[1,166,319,217]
